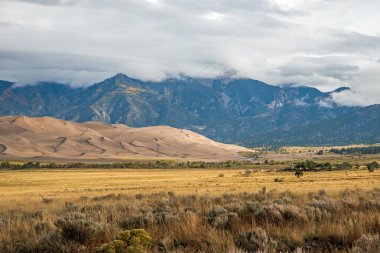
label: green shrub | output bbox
[295,170,304,178]
[95,229,152,253]
[367,161,379,172]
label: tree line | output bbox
[330,146,380,155]
[282,160,379,173]
[0,160,256,170]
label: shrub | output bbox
[242,170,253,177]
[54,213,111,244]
[336,162,352,170]
[318,189,326,196]
[255,205,283,223]
[255,204,307,225]
[206,206,239,229]
[351,234,380,253]
[367,161,379,172]
[34,222,52,235]
[35,231,64,252]
[95,229,152,253]
[135,193,144,200]
[153,209,175,225]
[274,177,284,182]
[295,170,304,178]
[2,188,380,252]
[234,227,276,252]
[206,206,226,227]
[119,213,154,229]
[41,196,54,204]
[279,204,307,224]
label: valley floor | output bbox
[1,161,380,252]
[0,168,379,204]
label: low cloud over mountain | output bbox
[1,0,380,105]
[1,74,368,145]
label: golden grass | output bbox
[0,166,380,252]
[0,168,379,205]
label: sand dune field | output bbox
[0,116,250,161]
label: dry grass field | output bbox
[1,168,380,203]
[1,161,380,252]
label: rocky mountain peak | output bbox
[0,74,364,145]
[0,80,14,93]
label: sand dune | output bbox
[0,116,251,161]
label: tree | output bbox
[0,162,11,168]
[367,161,379,173]
[316,150,324,155]
[295,170,304,178]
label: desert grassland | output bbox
[261,152,380,164]
[0,168,379,205]
[278,144,376,153]
[0,166,380,252]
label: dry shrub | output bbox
[350,234,380,253]
[234,227,277,253]
[54,213,114,245]
[158,212,234,252]
[279,204,308,224]
[1,188,380,252]
[255,205,283,224]
[93,193,119,202]
[119,213,154,229]
[274,177,284,182]
[206,206,239,229]
[34,222,53,235]
[35,232,66,253]
[255,204,307,225]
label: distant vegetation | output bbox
[367,161,379,173]
[2,159,377,173]
[330,146,380,155]
[1,189,379,252]
[0,160,259,170]
[282,160,368,172]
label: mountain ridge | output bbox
[248,104,380,146]
[0,74,369,146]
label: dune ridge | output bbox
[0,116,250,161]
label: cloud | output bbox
[279,61,359,81]
[318,98,334,109]
[331,90,377,107]
[0,49,121,86]
[0,0,379,105]
[11,0,76,6]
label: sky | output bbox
[0,0,380,106]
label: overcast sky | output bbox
[0,0,380,106]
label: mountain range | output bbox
[0,74,378,146]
